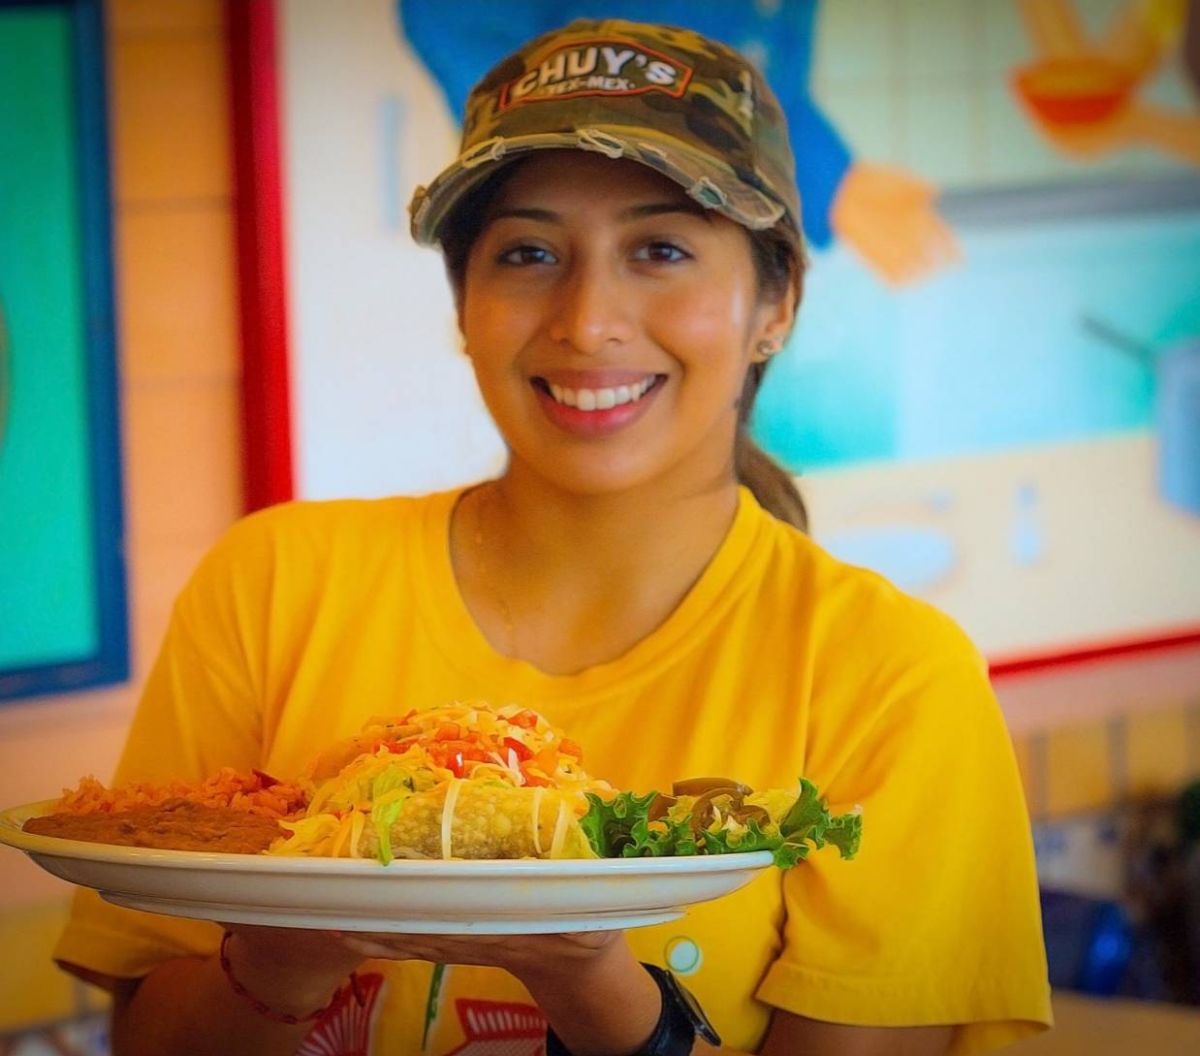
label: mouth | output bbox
[530,374,666,411]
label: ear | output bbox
[452,287,471,358]
[750,267,800,362]
[750,303,796,362]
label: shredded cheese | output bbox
[531,787,545,856]
[348,811,365,858]
[549,799,569,858]
[330,814,353,858]
[441,778,462,859]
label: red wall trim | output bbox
[990,626,1200,679]
[227,0,295,511]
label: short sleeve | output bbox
[757,611,1052,1053]
[53,515,278,983]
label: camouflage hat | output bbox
[408,18,803,253]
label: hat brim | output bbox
[408,126,799,248]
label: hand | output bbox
[341,930,663,1056]
[830,162,961,286]
[1012,0,1200,165]
[1021,96,1200,164]
[220,924,368,1017]
[339,927,622,981]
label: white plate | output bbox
[0,801,774,933]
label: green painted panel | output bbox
[0,8,99,668]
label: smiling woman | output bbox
[459,154,790,490]
[47,16,1050,1056]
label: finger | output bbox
[340,935,438,961]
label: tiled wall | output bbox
[811,0,1192,188]
[1016,698,1200,821]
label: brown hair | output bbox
[440,164,808,532]
[739,227,808,531]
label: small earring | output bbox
[756,339,780,359]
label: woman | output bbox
[53,18,1051,1056]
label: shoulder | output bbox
[203,491,446,569]
[759,512,981,673]
[756,515,996,753]
[179,491,457,613]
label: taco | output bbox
[272,703,611,863]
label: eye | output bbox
[497,243,557,266]
[633,240,691,264]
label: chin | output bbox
[515,448,668,498]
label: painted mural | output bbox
[278,0,1200,663]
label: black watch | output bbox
[545,962,721,1056]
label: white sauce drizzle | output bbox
[441,778,462,859]
[531,787,546,855]
[549,799,569,858]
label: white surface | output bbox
[0,802,773,934]
[281,0,504,499]
[804,433,1200,661]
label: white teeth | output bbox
[544,377,657,411]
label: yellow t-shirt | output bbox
[54,486,1051,1054]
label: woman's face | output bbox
[459,152,792,496]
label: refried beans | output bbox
[23,798,285,854]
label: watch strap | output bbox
[544,962,721,1056]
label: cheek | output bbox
[461,294,529,372]
[654,284,756,371]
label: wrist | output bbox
[220,930,359,1020]
[524,945,661,1056]
[545,963,721,1056]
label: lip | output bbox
[531,374,664,438]
[536,369,657,389]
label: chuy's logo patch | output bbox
[500,38,693,109]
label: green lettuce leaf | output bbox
[579,790,660,858]
[580,779,862,868]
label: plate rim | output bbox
[0,799,775,876]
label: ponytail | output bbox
[736,360,808,531]
[740,228,809,532]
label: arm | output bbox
[756,1011,954,1055]
[1016,0,1091,57]
[109,927,366,1056]
[335,932,956,1056]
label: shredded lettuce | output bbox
[367,765,416,864]
[580,778,861,868]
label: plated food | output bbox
[21,703,861,867]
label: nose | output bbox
[545,256,635,354]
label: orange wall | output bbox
[0,0,242,1029]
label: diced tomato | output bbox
[558,739,582,759]
[521,767,554,788]
[433,723,463,742]
[502,737,533,761]
[508,711,538,729]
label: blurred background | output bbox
[1,0,1199,1052]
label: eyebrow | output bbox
[486,201,713,225]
